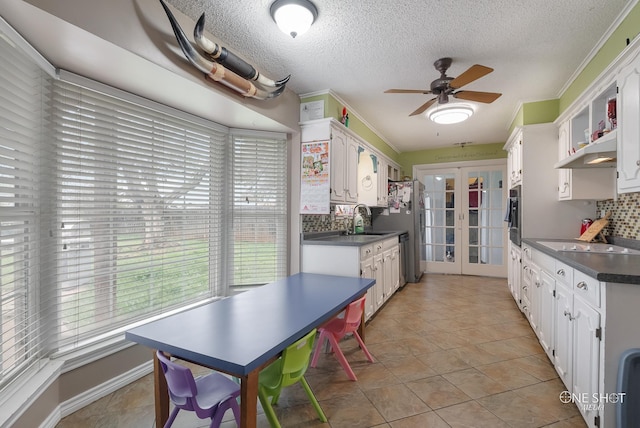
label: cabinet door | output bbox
[345,136,359,203]
[554,283,573,389]
[572,296,601,425]
[390,245,400,292]
[361,258,375,320]
[538,270,555,361]
[508,244,521,305]
[557,121,572,200]
[528,264,541,333]
[377,156,388,207]
[617,58,640,193]
[382,249,393,301]
[373,254,384,309]
[330,128,347,202]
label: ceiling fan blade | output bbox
[409,98,437,116]
[385,89,432,94]
[453,90,502,103]
[449,64,494,89]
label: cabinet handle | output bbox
[536,281,541,288]
[522,286,527,291]
[557,269,565,276]
[564,310,574,321]
[637,160,640,166]
[576,281,588,290]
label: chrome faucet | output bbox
[352,203,371,234]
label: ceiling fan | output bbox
[385,57,502,117]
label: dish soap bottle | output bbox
[354,212,364,234]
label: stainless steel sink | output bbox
[312,234,381,243]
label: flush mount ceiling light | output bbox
[428,104,474,125]
[270,0,318,38]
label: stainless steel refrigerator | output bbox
[371,180,425,283]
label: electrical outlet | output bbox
[600,209,606,218]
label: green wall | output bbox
[300,93,400,162]
[398,143,507,177]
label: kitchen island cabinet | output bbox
[519,238,640,428]
[301,233,401,320]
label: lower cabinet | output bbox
[515,245,603,427]
[302,237,401,322]
[363,238,400,318]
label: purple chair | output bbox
[156,350,241,428]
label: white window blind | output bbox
[46,79,228,350]
[0,22,289,391]
[0,28,51,385]
[229,133,287,287]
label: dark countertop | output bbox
[522,238,640,285]
[301,230,407,247]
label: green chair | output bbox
[258,329,327,428]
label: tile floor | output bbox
[56,274,587,428]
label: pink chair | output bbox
[310,295,374,380]
[156,350,241,428]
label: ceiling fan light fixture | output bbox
[428,105,474,124]
[270,0,317,38]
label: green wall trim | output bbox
[560,2,640,113]
[523,99,559,125]
[398,142,507,177]
[300,93,400,162]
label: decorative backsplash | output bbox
[597,192,640,240]
[301,205,371,233]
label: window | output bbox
[0,23,52,386]
[0,24,288,388]
[229,133,288,287]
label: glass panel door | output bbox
[417,162,507,277]
[423,170,461,274]
[462,168,507,276]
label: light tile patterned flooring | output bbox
[57,274,587,428]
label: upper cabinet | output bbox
[300,118,400,207]
[556,35,640,196]
[617,53,640,193]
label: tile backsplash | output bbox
[597,192,640,239]
[302,206,370,233]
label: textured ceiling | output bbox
[167,0,633,152]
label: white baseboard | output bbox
[38,360,153,428]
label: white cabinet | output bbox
[522,246,603,428]
[390,245,400,293]
[301,236,401,322]
[553,281,574,389]
[300,118,400,207]
[572,295,601,426]
[505,130,522,188]
[329,126,358,204]
[538,269,555,360]
[376,156,388,207]
[617,54,640,193]
[508,243,521,307]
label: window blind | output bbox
[46,79,228,350]
[0,28,51,386]
[229,133,288,287]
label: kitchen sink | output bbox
[314,235,382,243]
[537,241,640,255]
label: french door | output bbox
[415,160,507,277]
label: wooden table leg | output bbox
[358,305,366,342]
[240,371,258,428]
[153,351,169,428]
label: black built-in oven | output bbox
[508,185,521,246]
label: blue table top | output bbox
[125,272,375,375]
